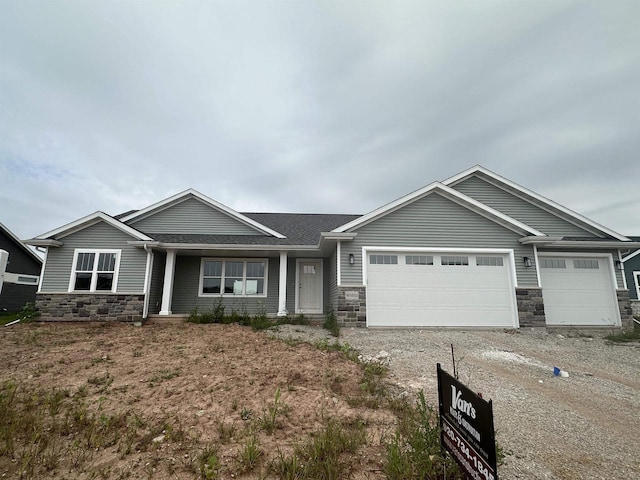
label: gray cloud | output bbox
[1,0,638,240]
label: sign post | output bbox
[437,363,498,480]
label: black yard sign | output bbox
[437,363,498,480]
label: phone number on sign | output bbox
[442,419,495,480]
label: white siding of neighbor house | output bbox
[128,196,263,235]
[451,175,604,237]
[40,221,147,293]
[339,192,538,287]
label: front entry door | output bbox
[296,260,323,314]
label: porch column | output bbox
[277,251,288,316]
[159,249,176,315]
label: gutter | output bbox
[519,237,640,249]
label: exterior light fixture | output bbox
[523,257,532,268]
[349,254,355,265]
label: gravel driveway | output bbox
[272,325,640,480]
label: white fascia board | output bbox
[332,182,544,237]
[622,249,640,262]
[119,188,286,239]
[24,239,64,247]
[443,165,629,242]
[35,212,153,241]
[133,242,319,251]
[520,237,640,249]
[0,221,43,264]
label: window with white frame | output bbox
[441,255,469,266]
[476,256,504,267]
[573,259,599,269]
[70,250,120,292]
[369,255,398,265]
[405,255,433,265]
[540,258,566,269]
[634,272,640,299]
[200,259,267,296]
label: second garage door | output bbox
[366,251,518,327]
[538,255,619,326]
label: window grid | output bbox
[201,259,267,296]
[540,258,566,269]
[476,256,504,267]
[405,255,433,265]
[573,259,599,269]
[441,255,469,266]
[71,250,119,292]
[370,255,398,265]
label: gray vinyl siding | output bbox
[40,222,147,293]
[340,192,538,287]
[452,176,602,237]
[129,197,263,235]
[624,253,640,299]
[147,251,166,315]
[171,255,279,314]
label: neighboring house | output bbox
[0,222,43,312]
[622,237,640,317]
[25,166,639,329]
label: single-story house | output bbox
[25,166,639,329]
[622,237,640,317]
[1,221,42,312]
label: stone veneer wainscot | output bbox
[36,294,144,322]
[336,286,366,327]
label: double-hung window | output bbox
[70,249,120,292]
[200,259,267,296]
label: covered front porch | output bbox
[146,248,332,319]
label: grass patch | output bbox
[0,303,40,325]
[606,319,640,343]
[323,309,340,337]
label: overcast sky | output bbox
[1,0,639,241]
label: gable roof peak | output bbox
[33,211,153,242]
[119,189,286,239]
[442,165,630,242]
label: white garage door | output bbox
[366,251,518,327]
[539,255,619,326]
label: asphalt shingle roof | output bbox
[141,213,361,246]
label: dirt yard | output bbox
[2,320,639,479]
[0,321,413,480]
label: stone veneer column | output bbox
[616,290,634,329]
[515,287,546,329]
[336,286,366,327]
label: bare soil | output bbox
[0,321,395,479]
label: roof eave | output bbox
[519,237,640,249]
[127,241,320,251]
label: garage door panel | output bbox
[539,256,619,326]
[366,252,517,327]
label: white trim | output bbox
[142,249,154,319]
[295,258,323,314]
[37,247,48,293]
[120,189,286,239]
[533,245,542,288]
[633,271,640,300]
[277,252,288,316]
[622,248,640,262]
[128,242,319,251]
[67,249,121,293]
[0,221,43,264]
[332,182,544,237]
[336,241,342,287]
[442,165,629,241]
[159,249,176,315]
[36,212,153,242]
[618,250,628,290]
[197,257,269,298]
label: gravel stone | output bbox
[272,325,640,479]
